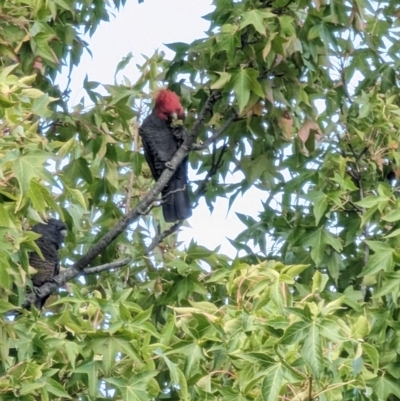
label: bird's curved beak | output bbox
[171,112,178,120]
[60,229,67,237]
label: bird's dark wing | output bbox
[29,252,59,287]
[140,129,160,180]
[139,112,180,179]
[29,249,59,309]
[139,112,191,222]
[161,157,191,222]
[28,219,66,308]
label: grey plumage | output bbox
[139,109,192,222]
[29,219,67,308]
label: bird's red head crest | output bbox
[154,89,185,121]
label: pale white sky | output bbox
[58,0,267,256]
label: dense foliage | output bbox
[1,0,400,399]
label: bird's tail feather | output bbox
[162,177,191,222]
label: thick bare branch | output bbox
[22,258,134,308]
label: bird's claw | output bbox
[49,277,59,285]
[165,161,174,170]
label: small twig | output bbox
[337,134,370,298]
[39,120,66,132]
[83,258,132,274]
[308,376,313,401]
[356,146,368,162]
[125,120,139,214]
[191,112,237,151]
[126,101,142,215]
[347,200,363,213]
[145,221,183,255]
[160,184,187,200]
[194,142,228,204]
[8,112,33,133]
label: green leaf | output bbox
[75,361,98,398]
[0,205,10,227]
[372,272,400,298]
[54,0,75,13]
[301,228,342,266]
[44,378,71,399]
[20,381,46,395]
[31,94,52,117]
[370,374,400,400]
[29,180,47,213]
[382,210,400,223]
[0,63,18,81]
[65,186,87,210]
[231,68,264,112]
[385,228,400,238]
[304,190,328,225]
[312,271,329,293]
[56,137,76,159]
[308,24,321,40]
[0,299,17,312]
[177,366,189,400]
[261,364,283,401]
[12,152,50,209]
[351,315,368,340]
[355,195,390,209]
[279,15,295,36]
[0,95,15,108]
[359,241,394,277]
[63,157,93,184]
[21,88,45,98]
[211,72,232,89]
[105,159,119,188]
[280,321,309,345]
[32,34,60,65]
[282,264,310,278]
[115,52,133,77]
[64,342,80,370]
[107,371,158,401]
[302,322,323,378]
[240,10,269,36]
[214,33,239,62]
[362,343,379,372]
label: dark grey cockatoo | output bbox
[139,89,192,222]
[29,219,67,308]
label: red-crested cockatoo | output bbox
[139,89,192,222]
[29,219,67,308]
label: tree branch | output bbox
[21,258,134,309]
[191,112,237,151]
[194,142,228,204]
[21,90,235,310]
[22,91,228,308]
[83,258,132,274]
[145,221,183,255]
[23,218,192,309]
[73,90,221,271]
